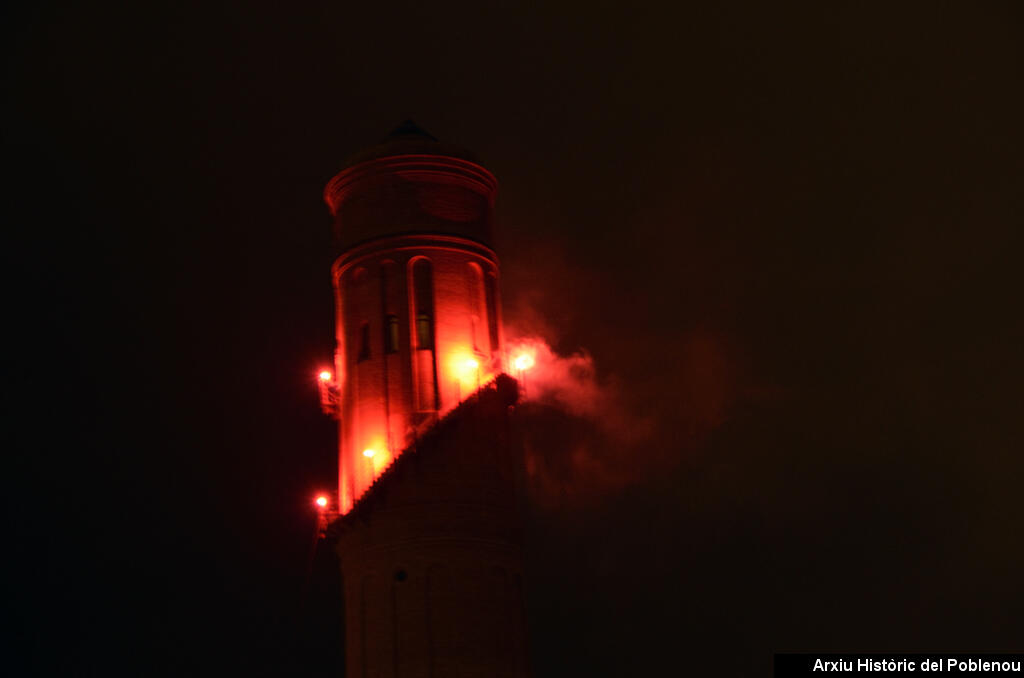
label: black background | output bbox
[4,1,1022,676]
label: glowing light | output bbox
[315,495,328,509]
[513,354,535,371]
[362,448,376,458]
[448,351,485,385]
[318,370,332,382]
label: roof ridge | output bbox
[333,373,518,525]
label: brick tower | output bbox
[322,122,530,677]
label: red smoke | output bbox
[504,334,658,507]
[507,336,651,443]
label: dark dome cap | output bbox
[337,120,483,170]
[387,119,438,141]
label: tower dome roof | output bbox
[338,120,482,170]
[324,121,498,252]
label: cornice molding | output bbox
[324,154,498,216]
[331,233,500,280]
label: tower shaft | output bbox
[323,123,530,676]
[325,144,503,513]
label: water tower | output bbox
[321,122,530,677]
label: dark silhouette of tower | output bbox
[322,122,530,677]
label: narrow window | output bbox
[412,260,434,350]
[357,323,371,362]
[415,314,432,350]
[467,263,485,351]
[380,263,399,355]
[484,273,499,351]
[385,314,399,354]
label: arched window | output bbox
[380,262,399,354]
[484,273,499,351]
[467,263,486,351]
[412,259,434,351]
[385,314,399,354]
[357,322,371,362]
[415,316,432,350]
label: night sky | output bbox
[5,2,1023,676]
